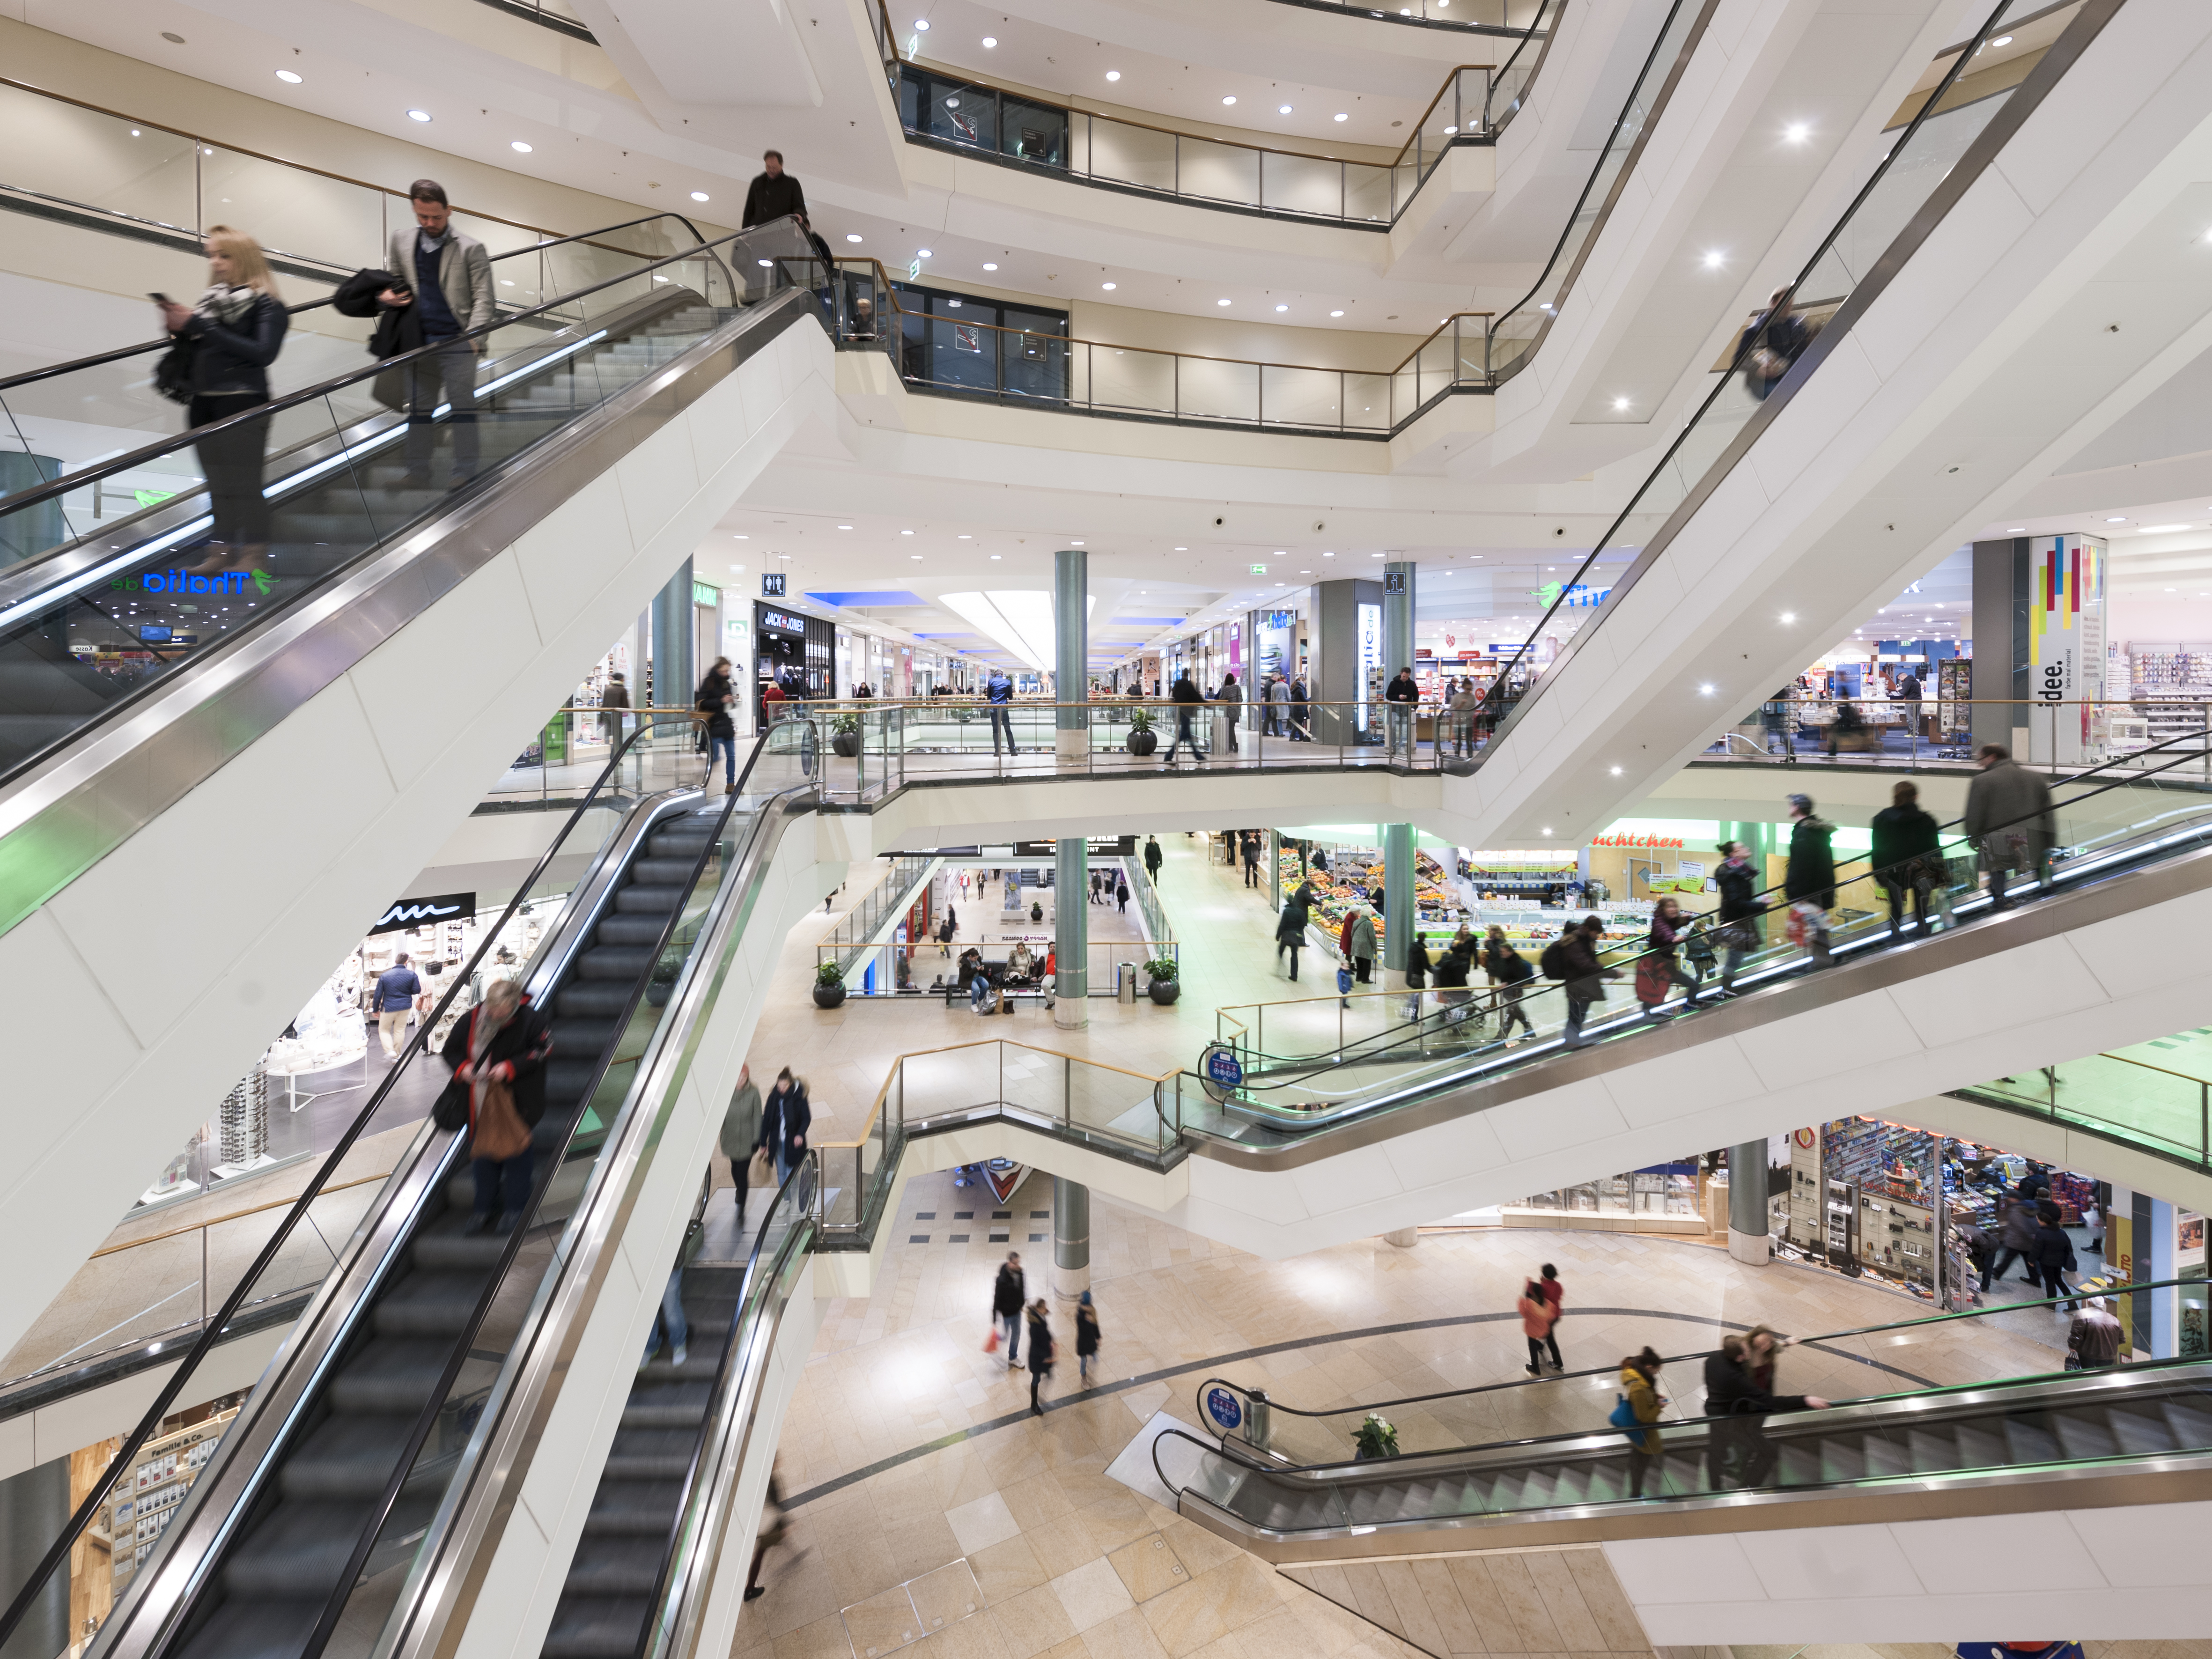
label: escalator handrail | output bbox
[636,1157,819,1659]
[1474,0,2048,736]
[1482,0,1565,125]
[0,209,728,398]
[294,730,778,1659]
[1184,1272,2212,1444]
[0,709,686,1652]
[0,213,815,529]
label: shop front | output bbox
[754,601,834,711]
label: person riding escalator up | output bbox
[1739,286,1810,401]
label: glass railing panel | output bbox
[1081,344,1178,416]
[1345,164,1395,224]
[1257,365,1345,431]
[1176,136,1262,208]
[1001,96,1071,167]
[1000,1043,1070,1126]
[1065,1061,1174,1152]
[1079,118,1179,194]
[0,83,201,235]
[1177,357,1261,424]
[1343,372,1392,432]
[912,74,1001,151]
[1260,152,1347,220]
[896,1041,1004,1122]
[198,144,383,280]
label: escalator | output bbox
[0,717,824,1659]
[1150,1280,2212,1559]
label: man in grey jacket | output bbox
[1962,744,2055,909]
[383,178,495,486]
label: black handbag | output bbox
[432,1075,470,1132]
[153,338,196,405]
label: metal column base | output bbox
[1728,1227,1773,1266]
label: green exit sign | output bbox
[1249,564,1268,575]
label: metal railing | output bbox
[1261,0,1548,32]
[1963,1051,2212,1176]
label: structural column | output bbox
[1054,547,1088,765]
[1728,1139,1771,1266]
[649,556,694,716]
[1970,536,2029,757]
[1054,834,1087,1029]
[1052,1177,1090,1300]
[1381,558,1417,973]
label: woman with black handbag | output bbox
[432,978,553,1235]
[155,227,288,574]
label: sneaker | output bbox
[672,1344,688,1367]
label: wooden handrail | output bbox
[88,1171,395,1260]
[813,1038,1179,1150]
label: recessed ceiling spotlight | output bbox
[916,247,932,258]
[982,261,997,270]
[275,69,302,83]
[1217,298,1231,306]
[691,191,710,201]
[1106,70,1121,81]
[914,16,929,27]
[2007,526,2027,532]
[1101,281,1116,290]
[911,554,923,560]
[837,524,852,530]
[1780,611,1797,623]
[1275,303,1288,312]
[1173,547,1187,552]
[1784,122,1810,144]
[759,258,772,267]
[1329,309,1343,317]
[1609,766,1622,775]
[982,35,996,45]
[1990,34,2013,46]
[1278,104,1293,114]
[990,553,1001,559]
[1698,684,1715,695]
[1703,250,1725,269]
[407,109,432,121]
[511,140,533,152]
[1222,96,1237,105]
[900,529,914,536]
[1333,112,1348,122]
[2106,516,2128,523]
[1071,539,1085,545]
[958,534,971,539]
[1612,397,1630,411]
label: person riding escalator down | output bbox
[433,977,554,1235]
[1783,795,1836,968]
[1739,286,1810,401]
[1701,1332,1829,1489]
[1869,779,1942,936]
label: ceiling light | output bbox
[2143,524,2191,533]
[2106,516,2128,523]
[1071,539,1085,545]
[1222,96,1237,106]
[914,17,929,27]
[1703,251,1724,269]
[912,554,924,560]
[1444,125,1458,135]
[1780,612,1796,623]
[511,140,533,152]
[837,524,852,530]
[1698,684,1714,695]
[982,35,996,46]
[1275,304,1288,312]
[1784,123,1809,144]
[2007,527,2027,532]
[1991,34,2013,46]
[901,529,914,535]
[982,262,998,271]
[916,248,932,258]
[990,553,1001,559]
[1101,281,1116,290]
[1612,397,1630,411]
[1329,309,1344,317]
[1217,298,1231,306]
[734,533,748,539]
[958,534,971,539]
[845,233,863,243]
[275,69,302,83]
[407,109,432,122]
[1173,547,1187,552]
[759,258,772,267]
[691,191,710,202]
[1333,112,1348,122]
[1106,70,1121,81]
[1279,104,1293,115]
[1323,551,1335,557]
[1609,766,1622,775]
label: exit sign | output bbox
[761,574,786,597]
[1249,564,1268,575]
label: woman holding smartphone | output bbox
[156,226,288,571]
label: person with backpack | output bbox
[1613,1348,1666,1497]
[1636,897,1704,1018]
[1543,916,1617,1050]
[1711,841,1763,997]
[1481,927,1536,1042]
[1784,795,1836,968]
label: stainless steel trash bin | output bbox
[1117,962,1138,1003]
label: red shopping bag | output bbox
[983,1326,1000,1354]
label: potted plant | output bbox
[813,960,847,1009]
[1125,706,1158,757]
[830,711,861,758]
[1143,956,1180,1005]
[1351,1413,1399,1461]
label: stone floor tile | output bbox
[777,1611,861,1659]
[911,1561,988,1634]
[1074,1489,1157,1556]
[1083,1606,1176,1659]
[1025,1514,1107,1578]
[1106,1532,1189,1604]
[994,1586,1082,1659]
[970,1534,1052,1607]
[1052,1556,1140,1633]
[947,1493,1023,1557]
[1135,1569,1231,1659]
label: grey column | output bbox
[1054,833,1087,1029]
[1381,559,1417,971]
[1728,1139,1770,1266]
[1055,547,1088,764]
[1053,1176,1090,1299]
[1382,822,1414,973]
[1970,537,2029,755]
[650,556,694,716]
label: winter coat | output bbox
[719,1078,762,1160]
[177,287,289,400]
[1026,1311,1054,1374]
[1076,1306,1100,1357]
[1714,856,1762,922]
[1618,1364,1663,1452]
[1784,815,1836,906]
[1701,1355,1810,1418]
[993,1262,1026,1316]
[1999,1198,2039,1253]
[1404,936,1430,990]
[333,267,425,362]
[1349,911,1377,963]
[1869,803,1941,875]
[696,671,736,739]
[435,996,554,1129]
[1963,758,2056,854]
[1517,1293,1555,1340]
[757,1081,811,1158]
[2032,1221,2078,1273]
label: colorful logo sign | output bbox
[1204,1387,1243,1432]
[1202,1044,1245,1089]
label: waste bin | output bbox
[1117,962,1138,1004]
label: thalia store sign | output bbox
[112,567,275,597]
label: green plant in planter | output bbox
[829,712,861,736]
[1351,1413,1399,1460]
[1143,957,1178,981]
[816,960,845,986]
[1126,706,1156,732]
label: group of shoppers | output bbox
[992,1252,1102,1413]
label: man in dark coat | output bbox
[1783,794,1836,966]
[992,1253,1026,1366]
[1962,744,2056,909]
[742,150,810,229]
[756,1068,811,1186]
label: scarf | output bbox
[195,283,261,327]
[469,1001,512,1113]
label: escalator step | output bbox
[168,1595,325,1659]
[621,1401,709,1431]
[279,1412,434,1500]
[2052,1409,2119,1462]
[593,916,670,948]
[412,1230,510,1271]
[1818,1435,1866,1482]
[576,947,658,981]
[221,1497,378,1598]
[1546,1465,1587,1507]
[2003,1415,2060,1464]
[1583,1462,1625,1504]
[614,885,686,914]
[2108,1403,2180,1457]
[558,1537,667,1596]
[374,1270,490,1338]
[2163,1398,2212,1450]
[1776,1442,1820,1486]
[1952,1420,2009,1471]
[554,982,637,1017]
[543,1595,653,1658]
[583,1479,686,1535]
[326,1337,455,1413]
[550,1021,619,1057]
[545,1059,605,1101]
[630,860,704,886]
[1905,1428,1960,1474]
[1518,1468,1556,1509]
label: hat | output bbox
[1785,793,1813,814]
